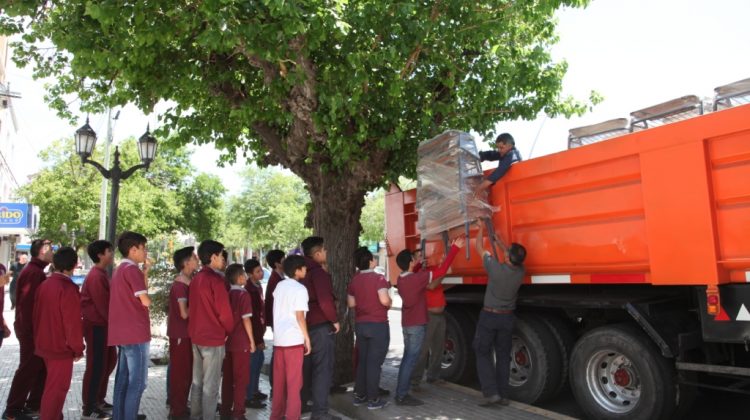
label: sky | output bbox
[5,0,750,192]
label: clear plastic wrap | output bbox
[416,130,495,239]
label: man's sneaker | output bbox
[253,391,268,401]
[479,394,501,407]
[367,398,389,410]
[353,394,367,407]
[1,410,33,420]
[137,415,147,420]
[81,408,111,419]
[394,394,424,406]
[378,387,390,396]
[244,399,266,409]
[98,402,114,411]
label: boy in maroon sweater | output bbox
[80,240,117,418]
[4,238,53,420]
[392,236,464,406]
[33,247,85,420]
[167,246,198,420]
[244,258,267,408]
[220,264,257,420]
[189,240,233,420]
[300,237,340,419]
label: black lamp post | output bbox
[75,117,158,244]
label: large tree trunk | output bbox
[307,177,367,385]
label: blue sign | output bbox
[0,203,31,229]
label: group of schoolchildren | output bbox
[2,226,488,420]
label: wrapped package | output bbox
[416,130,494,239]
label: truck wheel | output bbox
[569,323,677,420]
[443,307,477,383]
[538,313,576,398]
[508,314,563,403]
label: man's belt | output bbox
[483,306,513,314]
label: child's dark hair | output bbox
[301,236,325,257]
[53,247,78,272]
[225,263,246,285]
[354,247,373,271]
[197,240,224,265]
[244,258,261,274]
[87,240,113,263]
[30,238,49,258]
[117,231,147,258]
[173,246,195,271]
[396,249,413,272]
[508,243,527,266]
[266,249,285,268]
[283,255,306,278]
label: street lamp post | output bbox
[74,117,158,244]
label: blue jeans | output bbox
[246,346,265,399]
[113,342,149,420]
[396,325,426,399]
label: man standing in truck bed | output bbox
[476,133,522,193]
[474,221,526,407]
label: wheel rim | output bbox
[509,335,532,386]
[442,337,456,369]
[585,350,641,414]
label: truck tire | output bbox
[508,314,563,404]
[443,306,477,383]
[569,323,677,420]
[538,313,576,398]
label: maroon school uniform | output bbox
[6,257,49,413]
[108,260,150,346]
[188,266,233,346]
[246,280,266,345]
[80,266,118,411]
[347,270,390,323]
[302,258,338,327]
[264,270,283,329]
[397,271,431,327]
[167,276,192,417]
[221,286,254,418]
[33,272,84,420]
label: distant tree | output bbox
[180,173,227,241]
[17,138,223,244]
[360,189,385,245]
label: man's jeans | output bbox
[354,322,390,401]
[473,311,514,398]
[113,342,149,420]
[396,325,426,399]
[191,344,225,420]
[411,312,446,384]
[246,346,265,399]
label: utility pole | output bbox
[98,109,119,240]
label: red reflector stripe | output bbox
[714,305,731,322]
[590,274,647,284]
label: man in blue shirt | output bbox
[476,133,522,193]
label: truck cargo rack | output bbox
[567,118,630,149]
[713,77,750,111]
[630,95,704,131]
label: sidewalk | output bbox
[327,356,576,420]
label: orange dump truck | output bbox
[385,84,750,419]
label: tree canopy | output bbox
[18,138,225,245]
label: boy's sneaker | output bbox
[1,410,33,420]
[378,387,390,396]
[367,398,389,410]
[81,408,111,419]
[253,391,268,401]
[394,394,424,406]
[98,402,114,411]
[21,409,39,419]
[353,394,367,407]
[244,399,266,409]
